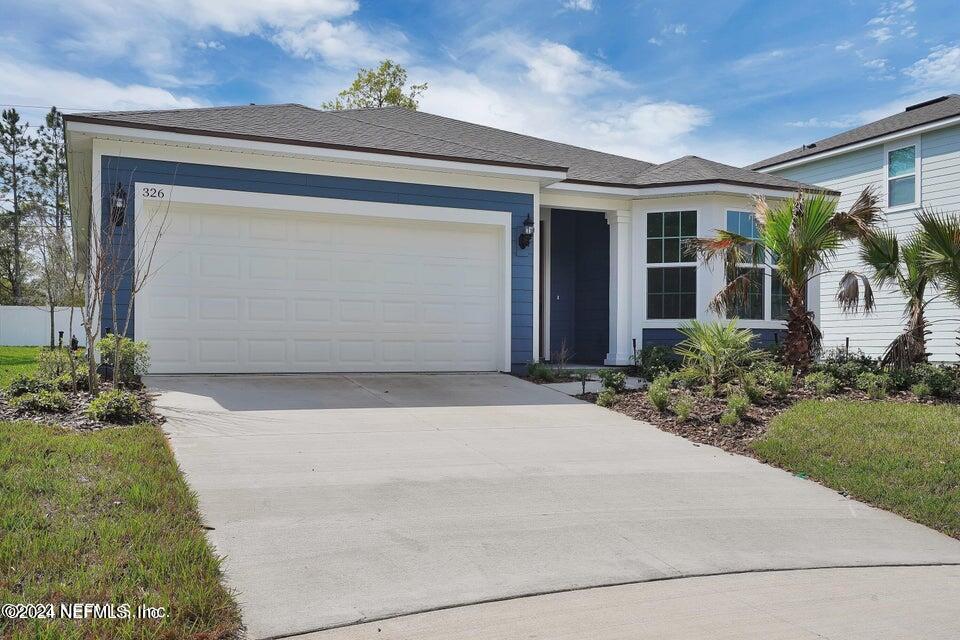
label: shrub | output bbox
[672,393,694,422]
[675,320,766,391]
[911,382,932,398]
[740,373,764,404]
[527,361,556,383]
[759,365,792,398]
[55,364,90,392]
[673,366,704,389]
[631,346,680,381]
[647,376,671,411]
[596,388,617,408]
[598,369,627,393]
[95,336,151,386]
[814,348,879,386]
[9,389,71,413]
[805,371,838,397]
[855,372,888,400]
[37,347,74,379]
[726,392,750,418]
[887,367,918,391]
[913,364,957,398]
[719,410,739,427]
[85,389,142,424]
[6,373,54,398]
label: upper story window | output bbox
[647,210,697,263]
[887,144,917,208]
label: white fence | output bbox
[0,306,86,347]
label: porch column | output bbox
[605,210,632,365]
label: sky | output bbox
[2,0,958,167]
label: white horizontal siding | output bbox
[775,125,960,362]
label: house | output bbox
[750,94,960,362]
[64,104,826,374]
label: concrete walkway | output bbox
[151,373,960,640]
[307,566,960,640]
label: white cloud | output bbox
[409,66,709,163]
[0,57,203,115]
[904,45,960,89]
[785,116,862,129]
[562,0,594,10]
[866,0,916,44]
[663,23,687,36]
[272,21,406,66]
[835,40,854,51]
[868,27,892,43]
[648,37,663,46]
[523,41,625,95]
[196,40,225,50]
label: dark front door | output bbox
[549,210,609,364]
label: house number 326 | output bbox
[141,187,165,198]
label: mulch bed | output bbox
[581,385,939,457]
[0,385,163,432]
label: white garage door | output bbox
[138,201,505,373]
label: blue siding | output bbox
[99,156,535,368]
[549,210,609,363]
[643,327,785,349]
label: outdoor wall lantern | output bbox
[110,183,127,227]
[518,214,535,249]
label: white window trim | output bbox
[883,136,921,213]
[643,209,699,321]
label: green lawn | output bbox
[0,422,241,639]
[753,400,960,539]
[0,346,40,387]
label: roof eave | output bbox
[62,114,570,178]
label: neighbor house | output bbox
[750,94,960,362]
[64,104,827,374]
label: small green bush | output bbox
[740,373,764,404]
[805,371,838,397]
[647,376,671,411]
[95,336,151,386]
[37,347,74,379]
[55,364,90,392]
[598,369,627,392]
[762,366,792,398]
[855,372,889,400]
[9,389,71,413]
[527,361,556,383]
[672,393,694,422]
[726,392,750,418]
[913,364,957,398]
[814,348,879,386]
[85,389,142,424]
[631,346,680,381]
[719,410,739,427]
[673,366,704,389]
[675,320,766,391]
[596,388,616,407]
[910,382,932,398]
[6,373,54,397]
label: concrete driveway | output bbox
[151,373,960,639]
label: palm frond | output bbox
[836,270,875,313]
[707,270,756,316]
[917,207,960,305]
[687,230,758,275]
[831,185,882,239]
[858,228,900,288]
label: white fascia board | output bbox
[546,180,800,200]
[755,114,960,173]
[543,181,642,197]
[66,121,568,184]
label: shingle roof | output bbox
[748,94,960,170]
[65,103,824,192]
[630,155,825,192]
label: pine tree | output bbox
[0,109,35,304]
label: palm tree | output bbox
[916,209,960,354]
[689,187,882,373]
[856,229,933,368]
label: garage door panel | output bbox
[140,204,504,373]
